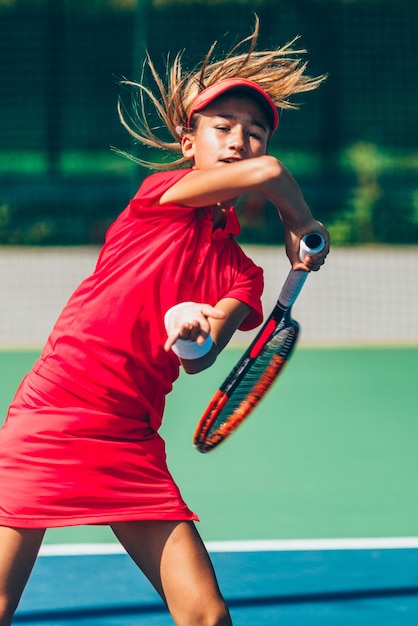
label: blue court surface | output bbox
[15,540,418,625]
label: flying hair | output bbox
[115,16,327,170]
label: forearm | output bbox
[161,155,314,230]
[255,157,329,269]
[252,157,315,229]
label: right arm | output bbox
[160,156,294,212]
[159,156,329,270]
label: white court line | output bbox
[39,537,418,557]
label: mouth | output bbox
[219,158,241,164]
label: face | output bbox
[182,95,271,169]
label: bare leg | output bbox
[111,520,232,626]
[0,526,45,626]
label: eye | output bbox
[216,125,230,133]
[248,131,263,140]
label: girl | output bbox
[0,19,329,626]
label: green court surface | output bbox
[1,346,417,545]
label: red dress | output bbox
[0,169,263,528]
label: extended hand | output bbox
[164,302,225,352]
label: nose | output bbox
[228,126,246,152]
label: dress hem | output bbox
[0,510,199,529]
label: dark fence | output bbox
[1,0,417,244]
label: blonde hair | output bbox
[116,16,326,170]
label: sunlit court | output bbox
[1,1,418,624]
[2,247,417,624]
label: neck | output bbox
[212,203,229,229]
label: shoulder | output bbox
[130,169,193,216]
[133,169,192,203]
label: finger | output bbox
[164,333,179,352]
[188,322,205,343]
[178,321,198,339]
[300,253,327,272]
[199,305,226,320]
[291,259,311,272]
[193,330,211,345]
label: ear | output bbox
[181,133,195,159]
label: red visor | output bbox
[187,78,279,133]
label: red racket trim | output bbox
[249,318,278,359]
[193,389,228,444]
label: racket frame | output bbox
[193,232,325,453]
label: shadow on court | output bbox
[15,549,418,625]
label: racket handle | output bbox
[278,233,325,309]
[299,232,325,261]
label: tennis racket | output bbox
[193,232,325,453]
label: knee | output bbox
[172,599,232,626]
[203,601,232,626]
[210,603,233,626]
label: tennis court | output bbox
[1,244,418,624]
[14,543,418,625]
[1,276,417,623]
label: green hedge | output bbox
[0,0,417,244]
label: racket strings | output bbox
[194,324,298,451]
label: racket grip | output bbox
[278,233,325,309]
[299,232,326,261]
